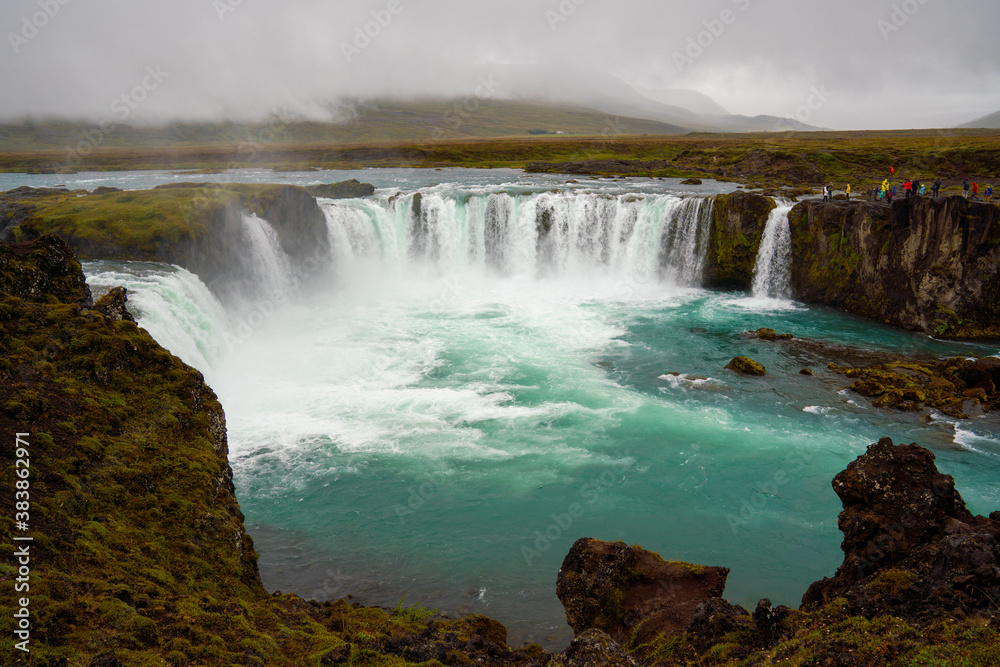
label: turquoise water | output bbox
[67,170,1000,649]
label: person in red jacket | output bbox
[972,182,979,200]
[904,180,913,198]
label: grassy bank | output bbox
[2,129,999,191]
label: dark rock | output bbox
[89,651,126,667]
[305,179,376,199]
[556,538,729,647]
[555,628,637,666]
[94,286,136,323]
[0,235,93,306]
[752,599,792,647]
[319,643,352,664]
[958,357,1000,394]
[376,614,545,666]
[726,356,766,376]
[91,186,122,195]
[0,201,36,242]
[800,368,814,376]
[687,598,751,649]
[802,437,1000,624]
[680,178,703,185]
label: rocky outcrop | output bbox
[94,286,137,323]
[304,179,375,199]
[0,234,92,306]
[0,187,89,242]
[789,196,1000,337]
[703,192,775,289]
[751,327,793,341]
[556,538,729,647]
[830,356,1000,418]
[803,437,1000,624]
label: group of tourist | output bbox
[860,177,995,204]
[962,181,994,202]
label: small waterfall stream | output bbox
[751,203,795,299]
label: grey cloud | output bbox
[0,0,998,129]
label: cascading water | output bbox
[658,197,714,286]
[85,262,230,373]
[319,191,716,285]
[235,212,297,299]
[751,203,795,299]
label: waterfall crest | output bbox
[321,192,718,286]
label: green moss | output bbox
[867,568,919,599]
[706,192,776,288]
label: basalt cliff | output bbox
[708,193,1000,339]
[789,196,1000,337]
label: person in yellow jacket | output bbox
[846,184,851,201]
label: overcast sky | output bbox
[1,0,999,130]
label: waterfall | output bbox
[751,203,795,299]
[658,197,714,287]
[319,192,717,286]
[235,212,297,298]
[85,263,229,373]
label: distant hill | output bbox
[633,87,730,116]
[0,99,687,151]
[490,66,828,133]
[959,111,1000,129]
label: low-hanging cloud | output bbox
[1,0,998,130]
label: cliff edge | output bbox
[790,196,1000,338]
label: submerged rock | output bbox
[726,356,766,376]
[556,538,729,647]
[752,327,793,341]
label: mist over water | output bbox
[81,173,1000,649]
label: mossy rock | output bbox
[726,356,766,376]
[754,327,793,341]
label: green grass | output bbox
[15,183,298,259]
[4,125,998,191]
